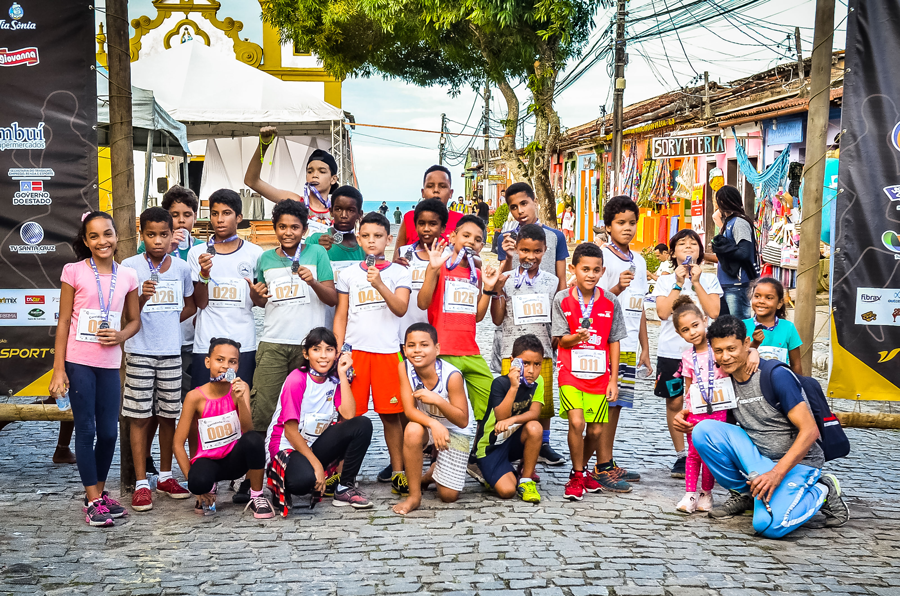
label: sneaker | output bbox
[583,473,603,493]
[391,472,409,496]
[131,487,153,512]
[194,483,217,515]
[245,495,275,519]
[696,490,713,512]
[593,467,633,493]
[84,499,114,527]
[515,463,540,484]
[611,460,641,482]
[467,462,489,488]
[156,477,191,500]
[92,491,127,518]
[377,463,393,483]
[563,473,585,501]
[324,472,341,498]
[232,478,251,505]
[818,473,850,527]
[709,490,753,519]
[333,486,373,509]
[517,480,541,503]
[145,456,159,477]
[671,456,687,479]
[676,491,698,513]
[538,443,565,466]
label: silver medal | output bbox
[520,261,534,270]
[98,321,110,330]
[404,248,413,261]
[150,271,159,283]
[628,264,636,274]
[463,247,475,257]
[224,368,236,383]
[332,231,344,244]
[206,244,217,256]
[365,255,376,267]
[414,382,425,391]
[291,261,300,275]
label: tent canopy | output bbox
[97,66,189,155]
[129,40,345,140]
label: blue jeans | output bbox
[721,283,751,319]
[693,420,827,539]
[66,362,122,487]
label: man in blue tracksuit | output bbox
[673,315,850,538]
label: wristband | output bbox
[672,284,682,292]
[199,274,211,284]
[259,134,274,163]
[483,290,498,296]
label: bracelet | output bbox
[259,134,274,163]
[672,284,682,292]
[199,274,211,284]
[483,290,498,296]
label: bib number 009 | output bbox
[206,422,235,441]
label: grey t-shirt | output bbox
[732,368,825,469]
[497,269,559,360]
[122,254,194,356]
[550,288,628,345]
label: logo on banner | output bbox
[0,313,15,320]
[27,308,44,318]
[1,3,34,30]
[13,180,51,205]
[893,121,900,152]
[24,295,43,304]
[9,221,54,254]
[861,294,882,303]
[0,47,39,66]
[883,185,900,204]
[878,348,900,363]
[8,167,54,180]
[0,122,45,151]
[883,231,900,255]
[8,2,22,19]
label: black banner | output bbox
[830,0,900,400]
[0,0,97,395]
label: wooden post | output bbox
[795,0,836,375]
[107,0,137,492]
[795,26,806,92]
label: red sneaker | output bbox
[156,477,191,500]
[131,487,153,512]
[583,473,603,493]
[563,473,585,501]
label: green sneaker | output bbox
[391,471,409,496]
[517,479,541,503]
[324,472,341,498]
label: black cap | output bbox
[308,149,338,176]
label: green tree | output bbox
[261,0,600,226]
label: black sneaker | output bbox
[709,490,753,519]
[818,473,850,527]
[670,456,687,479]
[83,492,127,518]
[611,460,641,482]
[83,499,114,527]
[232,478,251,505]
[377,463,393,483]
[538,443,565,466]
[145,456,159,477]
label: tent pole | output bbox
[143,131,153,210]
[182,154,189,190]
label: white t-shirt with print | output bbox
[188,240,264,354]
[652,271,723,359]
[598,246,648,353]
[397,244,430,342]
[336,262,411,353]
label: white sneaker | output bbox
[696,490,713,512]
[676,491,698,513]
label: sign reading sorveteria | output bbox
[651,134,726,159]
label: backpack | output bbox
[758,360,850,462]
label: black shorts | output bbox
[654,356,684,399]
[476,427,526,487]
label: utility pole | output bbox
[611,0,627,194]
[107,0,137,492]
[795,0,835,375]
[482,81,490,202]
[439,113,446,166]
[703,71,712,119]
[794,26,806,92]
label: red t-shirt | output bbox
[556,288,616,395]
[403,209,464,244]
[426,261,481,356]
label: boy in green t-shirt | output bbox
[306,185,365,283]
[249,200,337,431]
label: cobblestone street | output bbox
[2,302,899,596]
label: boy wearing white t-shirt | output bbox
[334,212,412,495]
[188,189,264,391]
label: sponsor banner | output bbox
[830,0,900,400]
[0,0,97,395]
[650,134,726,159]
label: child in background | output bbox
[745,277,803,375]
[475,335,546,503]
[393,165,463,249]
[122,207,196,512]
[265,328,373,514]
[334,212,411,496]
[173,338,274,519]
[551,243,627,501]
[49,212,141,526]
[648,243,673,281]
[249,199,337,432]
[672,295,729,513]
[652,229,722,479]
[562,206,575,242]
[393,323,476,515]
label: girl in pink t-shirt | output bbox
[671,295,729,514]
[49,212,140,527]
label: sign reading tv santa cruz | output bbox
[651,134,726,159]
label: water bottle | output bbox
[56,390,71,411]
[178,230,191,251]
[147,473,158,490]
[635,364,651,379]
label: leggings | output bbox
[693,419,827,539]
[284,416,373,495]
[685,410,728,493]
[66,362,122,488]
[188,432,266,495]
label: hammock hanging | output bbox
[732,127,791,200]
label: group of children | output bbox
[48,144,806,526]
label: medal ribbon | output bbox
[514,265,541,289]
[89,258,117,324]
[446,248,478,285]
[283,244,302,273]
[575,287,595,320]
[409,359,443,393]
[607,243,633,263]
[146,254,168,280]
[303,183,331,210]
[692,347,717,411]
[207,234,239,250]
[752,314,779,332]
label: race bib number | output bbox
[208,278,245,309]
[409,260,428,290]
[494,423,521,446]
[331,261,358,286]
[417,398,446,419]
[350,283,386,313]
[689,377,737,414]
[511,293,551,325]
[300,412,335,445]
[143,280,182,313]
[443,280,477,314]
[269,278,310,306]
[623,292,644,324]
[757,346,789,363]
[197,410,241,452]
[75,309,122,343]
[571,348,607,379]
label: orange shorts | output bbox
[350,350,404,416]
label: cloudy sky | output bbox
[126,0,848,203]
